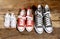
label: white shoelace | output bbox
[44,12,51,26]
[5,17,10,25]
[35,11,43,26]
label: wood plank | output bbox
[0,0,60,14]
[0,9,19,15]
[0,0,60,10]
[0,28,60,39]
[51,13,60,21]
[52,21,60,28]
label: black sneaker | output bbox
[35,5,43,34]
[43,5,53,33]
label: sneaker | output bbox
[26,8,34,32]
[17,8,26,32]
[35,5,43,34]
[43,5,53,33]
[10,13,16,28]
[4,13,10,28]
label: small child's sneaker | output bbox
[10,13,16,28]
[4,13,10,28]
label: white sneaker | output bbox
[4,13,10,28]
[43,5,53,33]
[17,8,26,32]
[10,13,16,28]
[35,5,43,34]
[26,8,34,32]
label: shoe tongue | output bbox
[38,5,41,9]
[11,13,14,16]
[6,13,9,15]
[20,9,25,16]
[45,5,49,11]
[5,13,10,17]
[27,8,32,16]
[45,5,49,8]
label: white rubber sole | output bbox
[35,27,43,34]
[18,27,25,32]
[26,27,33,32]
[45,27,53,33]
[4,25,10,28]
[43,25,53,33]
[4,22,10,28]
[11,26,16,28]
[11,23,16,28]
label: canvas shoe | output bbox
[26,8,34,32]
[10,13,16,28]
[17,8,26,32]
[4,13,10,28]
[43,5,53,33]
[35,5,43,34]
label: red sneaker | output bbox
[26,8,34,32]
[17,8,26,32]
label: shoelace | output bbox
[44,13,51,26]
[35,11,43,26]
[5,16,10,23]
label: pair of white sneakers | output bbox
[17,8,34,32]
[4,13,16,28]
[35,5,53,34]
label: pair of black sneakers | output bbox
[35,5,53,34]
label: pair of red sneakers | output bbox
[17,8,34,32]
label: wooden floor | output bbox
[0,0,60,39]
[0,0,60,28]
[0,28,60,39]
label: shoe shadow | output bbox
[31,5,37,22]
